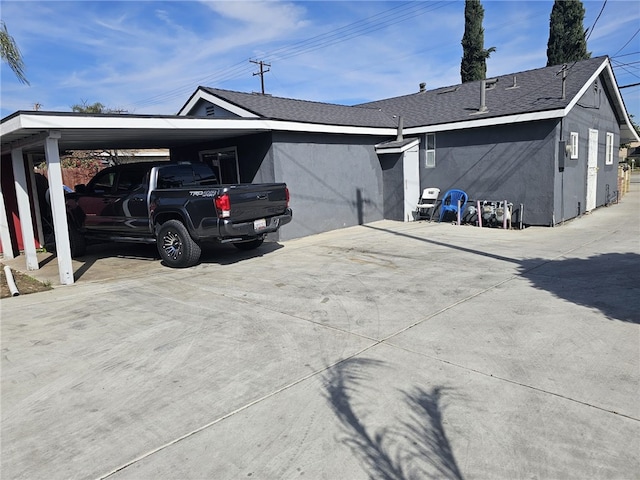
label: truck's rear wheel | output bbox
[233,238,264,251]
[157,220,201,268]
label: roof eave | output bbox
[404,109,567,135]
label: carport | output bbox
[0,111,275,285]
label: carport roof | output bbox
[1,111,396,154]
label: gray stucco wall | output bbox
[418,120,557,226]
[558,75,621,222]
[172,131,385,241]
[171,132,274,183]
[272,132,385,240]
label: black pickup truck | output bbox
[64,161,292,267]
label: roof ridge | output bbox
[202,86,381,111]
[358,56,609,105]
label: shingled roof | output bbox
[183,56,637,142]
[357,56,613,127]
[197,87,397,128]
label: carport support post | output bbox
[27,154,46,247]
[11,147,38,270]
[45,133,74,285]
[0,189,15,259]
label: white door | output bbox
[586,129,598,212]
[403,145,420,221]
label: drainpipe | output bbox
[3,266,20,296]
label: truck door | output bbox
[110,167,150,234]
[75,166,149,234]
[75,168,118,231]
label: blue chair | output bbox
[438,189,468,222]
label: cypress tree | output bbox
[546,0,590,66]
[460,0,495,83]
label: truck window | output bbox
[117,169,148,192]
[157,163,218,189]
[157,165,194,189]
[91,171,116,193]
[193,163,218,186]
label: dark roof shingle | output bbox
[200,87,397,128]
[357,56,609,127]
[198,57,612,130]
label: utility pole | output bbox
[251,59,270,95]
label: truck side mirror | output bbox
[75,184,87,193]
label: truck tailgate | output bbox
[224,183,289,222]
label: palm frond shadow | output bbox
[323,358,463,480]
[401,387,464,480]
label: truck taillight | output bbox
[285,187,290,207]
[215,193,231,218]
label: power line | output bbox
[585,0,607,41]
[124,1,454,111]
[612,28,640,57]
[124,1,638,115]
[612,51,640,59]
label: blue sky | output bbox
[1,1,639,122]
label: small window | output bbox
[570,132,579,159]
[425,133,436,168]
[605,132,614,165]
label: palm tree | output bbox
[1,20,29,85]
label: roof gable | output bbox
[178,56,638,143]
[358,57,606,126]
[358,56,637,142]
[179,87,397,128]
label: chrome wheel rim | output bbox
[162,230,182,259]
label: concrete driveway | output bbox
[2,181,639,479]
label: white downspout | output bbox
[3,265,20,296]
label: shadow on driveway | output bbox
[68,241,284,279]
[364,225,640,324]
[324,358,464,480]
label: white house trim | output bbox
[178,90,260,118]
[1,113,397,140]
[375,138,420,154]
[404,109,567,135]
